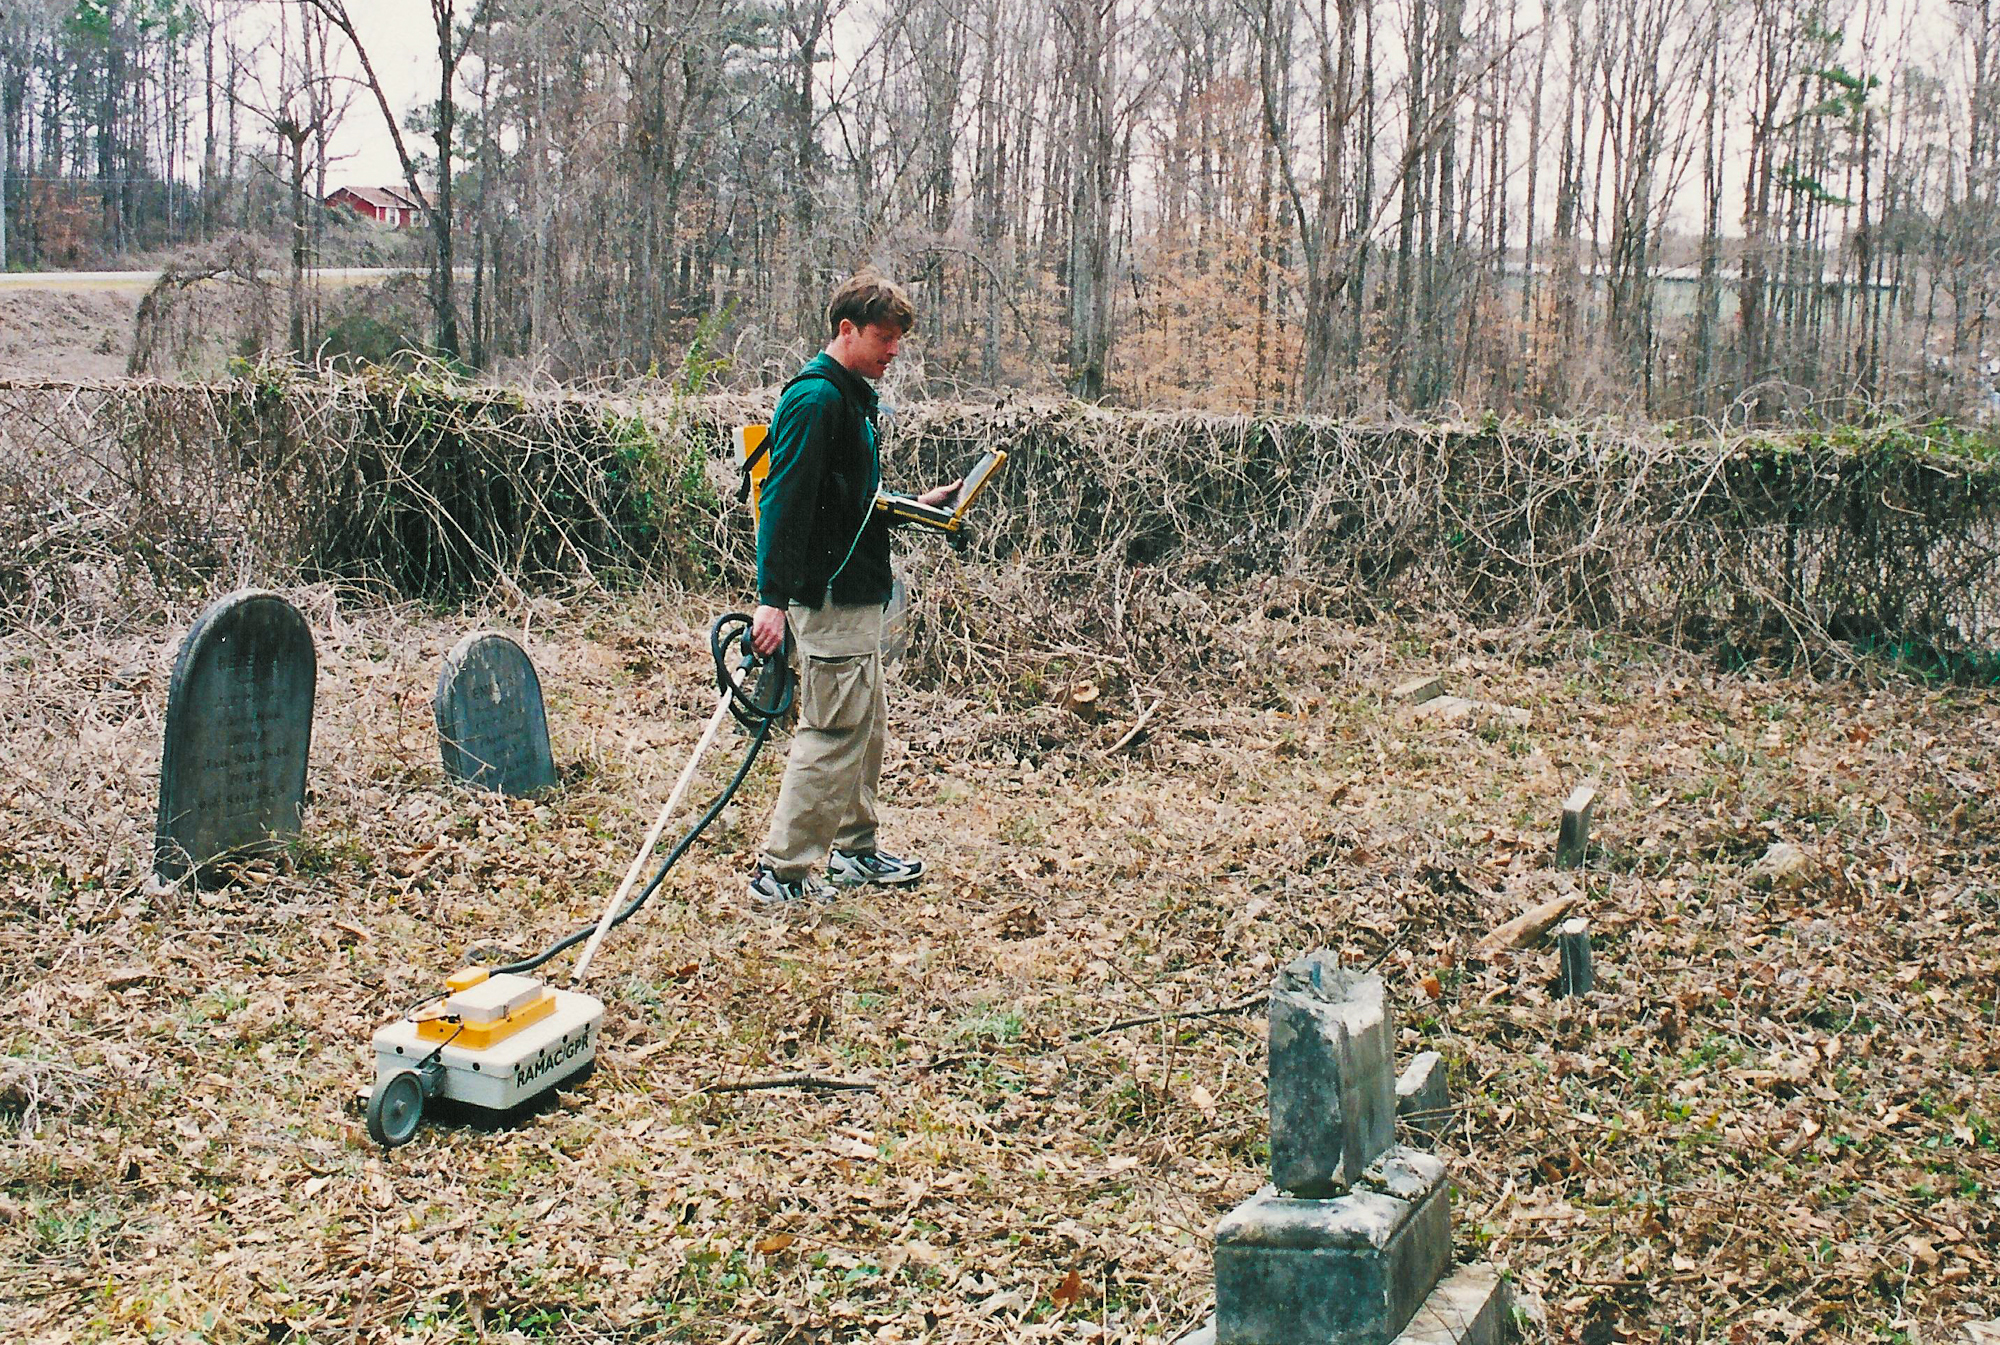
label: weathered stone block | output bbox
[1391,674,1445,705]
[1268,956,1396,1196]
[1557,784,1596,868]
[1557,917,1594,997]
[1396,1050,1450,1143]
[1184,1261,1515,1345]
[1214,1147,1450,1345]
[1393,1263,1513,1345]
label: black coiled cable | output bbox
[488,612,794,978]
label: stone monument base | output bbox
[1180,1262,1512,1345]
[1212,1147,1449,1345]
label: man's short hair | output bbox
[827,273,917,337]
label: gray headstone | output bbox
[154,590,316,885]
[1268,955,1397,1197]
[435,632,556,796]
[1198,953,1512,1345]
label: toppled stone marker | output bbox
[154,589,316,886]
[1557,783,1596,868]
[1473,893,1580,956]
[1182,955,1512,1345]
[435,631,557,796]
[1391,674,1445,705]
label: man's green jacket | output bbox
[755,353,894,610]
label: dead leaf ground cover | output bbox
[1,586,1997,1344]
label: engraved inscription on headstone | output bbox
[155,590,316,885]
[435,632,556,796]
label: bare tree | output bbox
[235,3,348,355]
[303,0,486,359]
[1051,0,1156,399]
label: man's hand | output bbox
[917,478,964,508]
[751,604,787,655]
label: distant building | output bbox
[324,184,432,228]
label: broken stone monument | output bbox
[1181,952,1511,1345]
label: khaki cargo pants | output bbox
[760,601,885,879]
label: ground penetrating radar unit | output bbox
[368,970,604,1147]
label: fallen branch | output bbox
[1075,992,1265,1039]
[1472,894,1581,956]
[1100,694,1167,756]
[696,1074,880,1095]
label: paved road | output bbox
[0,266,439,293]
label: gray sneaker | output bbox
[747,866,837,905]
[827,849,925,888]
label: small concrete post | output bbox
[1396,1051,1451,1144]
[1556,784,1596,868]
[1557,917,1593,997]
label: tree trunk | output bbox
[1694,13,1722,417]
[1059,0,1117,400]
[431,1,460,359]
[282,125,306,355]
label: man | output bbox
[746,273,960,905]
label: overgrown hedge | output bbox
[856,404,2000,676]
[0,369,733,618]
[4,371,1999,674]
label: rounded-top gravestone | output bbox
[434,631,557,796]
[155,589,317,885]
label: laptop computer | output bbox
[873,449,1008,533]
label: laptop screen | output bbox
[950,451,1004,517]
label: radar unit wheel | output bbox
[367,1069,426,1148]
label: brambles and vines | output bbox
[3,374,1998,684]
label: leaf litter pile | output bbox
[2,586,1997,1343]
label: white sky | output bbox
[276,1,439,190]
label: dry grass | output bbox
[1,580,1996,1344]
